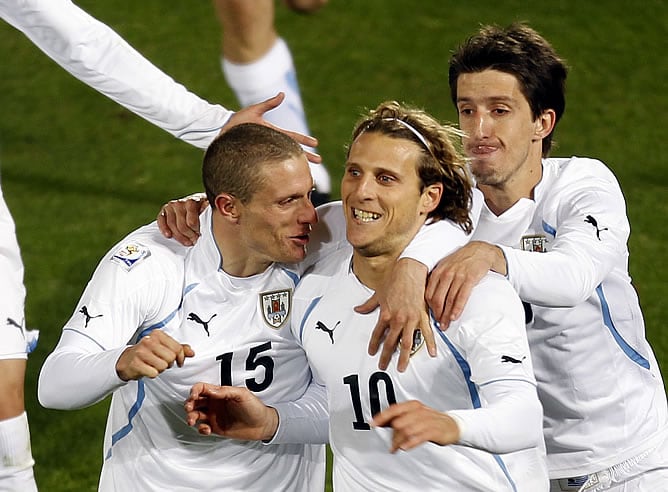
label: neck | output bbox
[351,251,398,291]
[212,215,271,277]
[480,155,543,216]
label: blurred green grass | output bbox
[1,0,666,489]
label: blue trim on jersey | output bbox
[137,307,179,340]
[299,296,322,342]
[596,285,650,369]
[177,126,223,139]
[183,282,198,296]
[542,220,556,237]
[435,326,517,492]
[279,267,300,287]
[107,308,180,458]
[106,379,146,460]
[435,330,480,408]
[493,455,518,492]
[479,378,536,387]
[62,328,107,350]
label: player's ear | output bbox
[215,193,240,222]
[420,183,443,216]
[533,109,556,141]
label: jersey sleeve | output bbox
[447,379,543,454]
[267,379,329,444]
[453,274,537,388]
[444,274,542,453]
[501,160,629,307]
[0,0,231,149]
[400,188,483,270]
[38,238,182,410]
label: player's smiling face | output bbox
[341,132,432,258]
[237,154,317,267]
[456,69,545,191]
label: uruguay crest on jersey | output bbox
[260,289,291,329]
[521,235,547,252]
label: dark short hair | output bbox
[202,123,305,205]
[449,23,568,157]
[349,101,473,233]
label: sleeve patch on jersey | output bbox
[110,242,151,271]
[521,235,547,252]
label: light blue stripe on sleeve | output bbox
[596,285,650,369]
[436,324,517,492]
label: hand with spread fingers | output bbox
[359,258,435,372]
[223,93,322,164]
[185,383,278,441]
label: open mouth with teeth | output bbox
[352,208,381,222]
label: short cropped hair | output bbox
[349,101,473,233]
[202,123,305,205]
[449,23,568,157]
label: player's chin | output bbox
[283,239,309,262]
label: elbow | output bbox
[37,366,59,409]
[37,359,72,410]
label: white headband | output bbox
[383,118,431,151]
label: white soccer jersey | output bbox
[473,156,668,478]
[294,248,548,492]
[39,207,325,491]
[0,0,232,149]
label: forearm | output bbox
[267,380,329,444]
[447,380,542,454]
[0,0,232,148]
[38,341,127,410]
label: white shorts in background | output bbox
[549,431,668,492]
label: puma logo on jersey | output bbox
[501,355,526,364]
[584,215,608,240]
[7,317,22,331]
[315,320,340,344]
[188,312,217,336]
[79,306,103,328]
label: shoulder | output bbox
[545,156,621,188]
[457,273,525,330]
[97,221,187,282]
[292,249,351,335]
[310,200,344,242]
[305,247,350,279]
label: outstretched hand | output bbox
[185,383,279,441]
[359,258,436,372]
[222,92,322,164]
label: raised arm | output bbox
[0,0,320,154]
